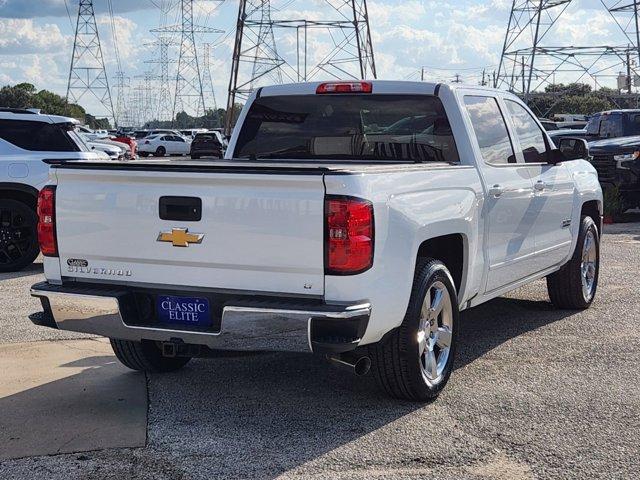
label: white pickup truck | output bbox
[29,81,602,401]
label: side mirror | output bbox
[551,137,589,164]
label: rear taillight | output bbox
[316,81,373,94]
[144,140,150,144]
[325,196,374,275]
[37,186,57,257]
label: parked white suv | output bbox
[0,108,104,272]
[29,82,602,400]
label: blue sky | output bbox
[0,0,631,118]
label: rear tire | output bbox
[110,339,191,372]
[155,146,166,157]
[191,154,200,159]
[0,199,40,273]
[370,258,458,401]
[546,216,600,309]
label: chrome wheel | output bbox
[417,281,453,386]
[580,230,598,302]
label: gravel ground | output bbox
[1,224,639,479]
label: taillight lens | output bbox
[316,81,373,94]
[325,196,374,275]
[37,186,57,257]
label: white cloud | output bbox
[0,19,68,54]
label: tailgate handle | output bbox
[159,196,202,222]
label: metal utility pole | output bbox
[225,0,377,134]
[66,0,115,124]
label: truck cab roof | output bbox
[256,80,517,99]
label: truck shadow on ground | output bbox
[139,295,579,478]
[0,295,579,477]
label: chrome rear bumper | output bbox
[30,282,370,354]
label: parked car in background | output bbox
[0,108,104,272]
[190,131,224,159]
[539,119,559,131]
[180,128,208,139]
[138,134,191,156]
[29,81,602,401]
[133,130,150,139]
[549,109,640,210]
[148,129,184,137]
[76,127,125,160]
[111,134,138,159]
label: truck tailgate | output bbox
[54,168,326,296]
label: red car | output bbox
[111,135,138,159]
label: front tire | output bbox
[0,199,40,273]
[546,216,600,309]
[110,339,191,372]
[370,259,458,401]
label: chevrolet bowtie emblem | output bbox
[157,228,204,247]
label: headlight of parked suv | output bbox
[614,151,640,169]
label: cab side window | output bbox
[464,96,516,165]
[505,100,549,163]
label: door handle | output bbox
[534,181,546,192]
[488,185,504,198]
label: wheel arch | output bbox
[415,233,468,300]
[0,182,39,210]
[581,199,603,235]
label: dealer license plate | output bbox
[157,295,212,327]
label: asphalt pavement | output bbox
[0,223,639,479]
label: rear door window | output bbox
[464,96,516,165]
[0,120,79,152]
[234,94,460,163]
[504,100,549,163]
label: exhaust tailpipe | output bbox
[327,352,371,376]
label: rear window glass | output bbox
[234,94,459,163]
[0,120,79,152]
[194,133,219,142]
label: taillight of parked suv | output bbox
[37,186,57,257]
[325,196,374,275]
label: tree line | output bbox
[3,80,638,130]
[525,83,639,118]
[0,82,243,131]
[0,82,112,129]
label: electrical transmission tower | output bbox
[145,37,177,122]
[225,0,377,133]
[201,43,218,111]
[113,71,132,127]
[496,0,640,99]
[155,0,222,120]
[66,0,115,123]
